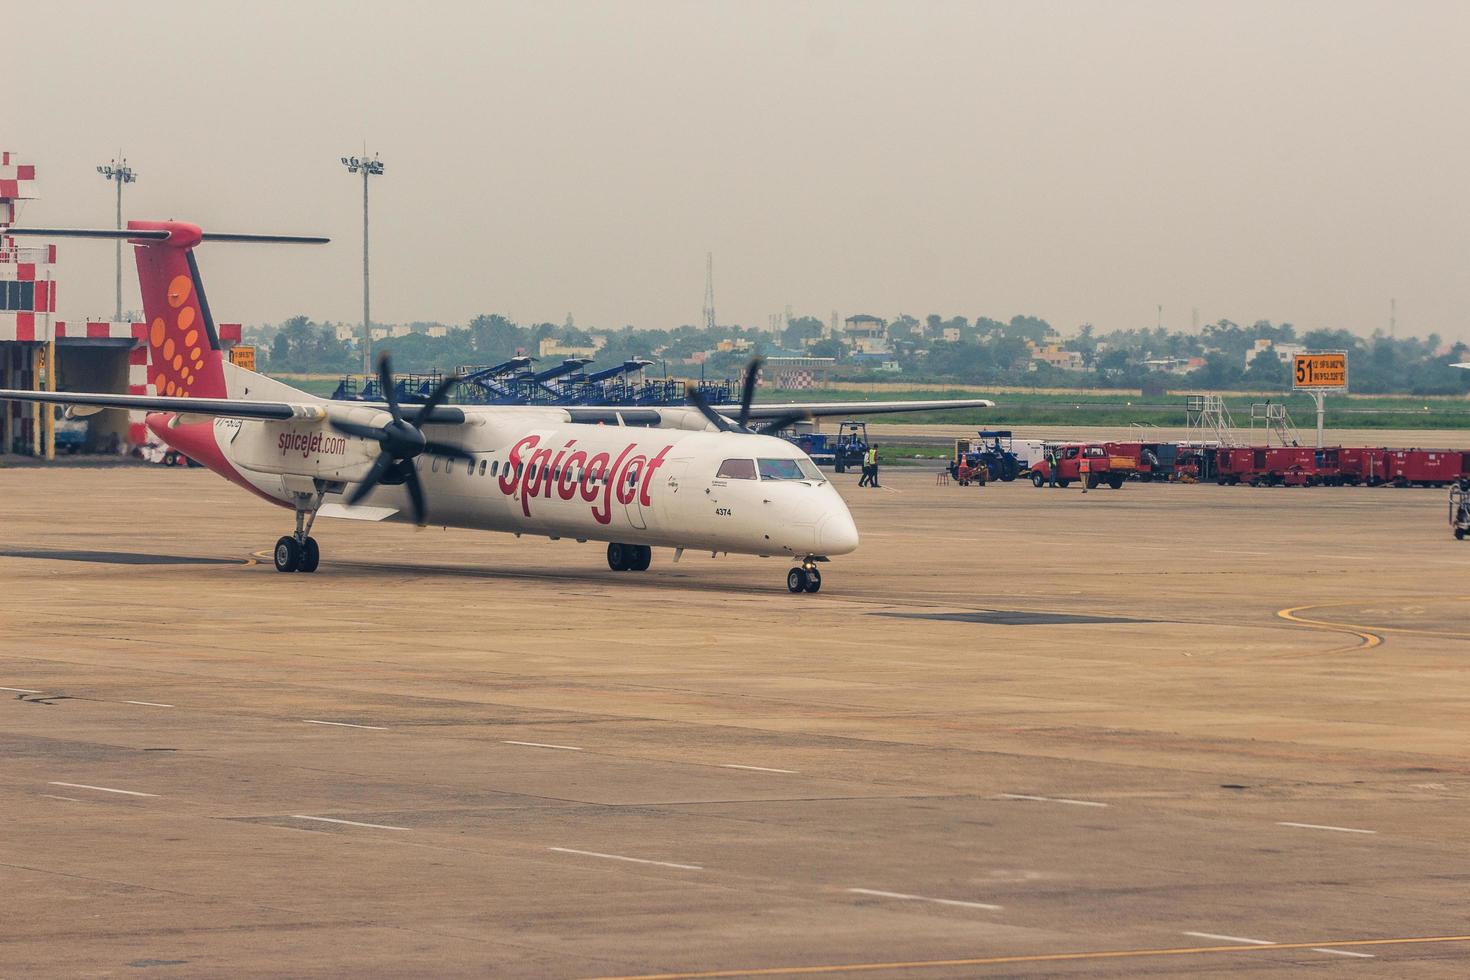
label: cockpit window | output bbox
[717,458,757,480]
[758,458,825,482]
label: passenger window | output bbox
[478,460,486,476]
[717,458,757,480]
[490,460,498,476]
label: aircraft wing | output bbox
[0,389,466,424]
[717,398,995,419]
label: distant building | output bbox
[762,355,835,390]
[1244,338,1305,369]
[539,337,600,359]
[849,351,901,372]
[843,314,889,354]
[1145,356,1206,375]
[941,327,961,343]
[716,337,753,353]
[1027,342,1085,371]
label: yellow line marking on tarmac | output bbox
[579,935,1470,979]
[1277,595,1470,653]
[1277,602,1384,653]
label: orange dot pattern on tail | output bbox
[146,269,219,399]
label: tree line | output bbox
[248,312,1470,396]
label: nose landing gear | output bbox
[787,557,824,593]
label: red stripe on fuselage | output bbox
[145,413,290,509]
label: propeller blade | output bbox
[422,439,474,462]
[347,452,393,506]
[685,385,735,433]
[329,418,386,441]
[737,356,763,429]
[376,352,401,422]
[418,373,462,419]
[403,467,428,526]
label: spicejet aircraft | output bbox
[0,222,993,592]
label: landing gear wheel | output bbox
[607,542,630,571]
[298,537,320,573]
[629,545,651,571]
[787,567,809,593]
[802,567,822,593]
[273,536,300,573]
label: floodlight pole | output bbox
[96,153,136,321]
[341,152,384,374]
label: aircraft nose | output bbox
[816,509,860,556]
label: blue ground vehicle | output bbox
[833,421,869,473]
[955,430,1022,482]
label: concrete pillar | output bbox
[30,345,42,456]
[43,339,56,460]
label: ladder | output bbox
[1250,401,1301,447]
[1185,394,1237,447]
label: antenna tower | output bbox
[702,252,716,332]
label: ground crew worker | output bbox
[861,446,880,488]
[1046,448,1059,488]
[1079,453,1091,493]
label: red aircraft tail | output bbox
[130,220,230,399]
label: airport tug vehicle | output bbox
[1452,478,1470,541]
[0,221,994,593]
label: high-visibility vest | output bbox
[865,449,877,466]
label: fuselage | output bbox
[163,404,860,560]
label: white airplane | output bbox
[0,221,993,593]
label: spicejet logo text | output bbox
[499,435,671,525]
[279,431,348,459]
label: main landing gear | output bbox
[607,542,652,572]
[787,557,824,594]
[275,490,324,574]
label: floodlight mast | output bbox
[341,152,385,374]
[96,153,136,320]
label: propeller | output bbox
[685,356,810,435]
[329,353,471,525]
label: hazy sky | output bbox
[9,1,1469,341]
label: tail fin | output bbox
[130,220,229,400]
[4,222,326,401]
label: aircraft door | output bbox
[622,458,648,530]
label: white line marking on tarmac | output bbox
[999,793,1108,808]
[124,701,174,708]
[1,687,41,694]
[40,794,82,802]
[290,815,411,831]
[48,782,158,798]
[548,847,701,870]
[1183,932,1274,945]
[503,740,582,751]
[848,888,1002,911]
[721,764,798,774]
[1313,947,1375,957]
[1277,821,1377,835]
[304,719,387,730]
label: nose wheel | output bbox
[787,564,822,593]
